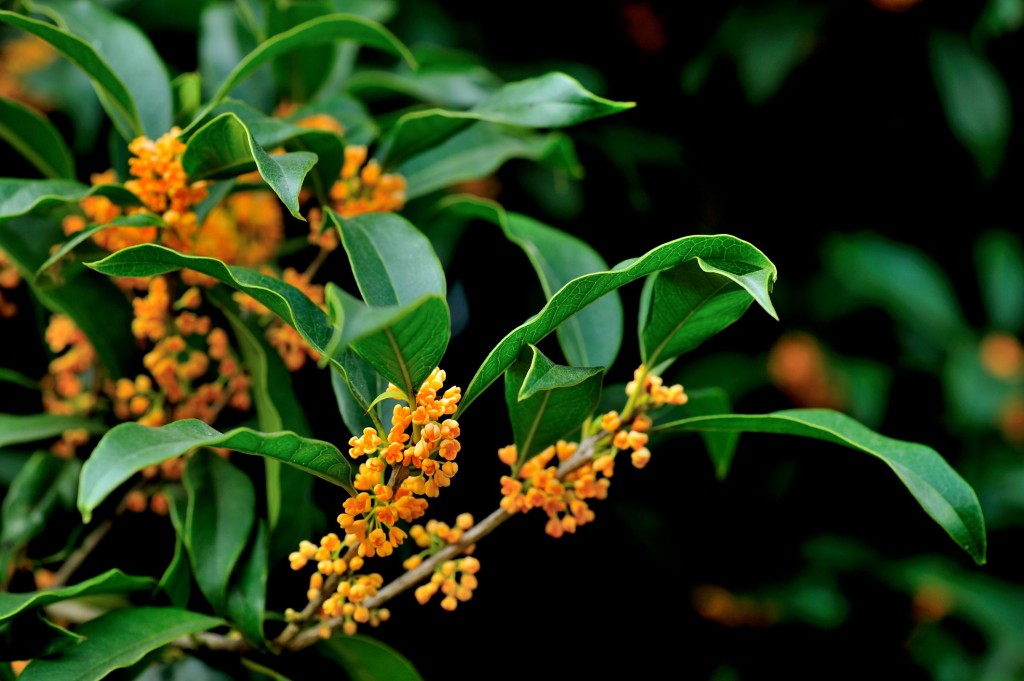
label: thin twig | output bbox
[50,519,113,588]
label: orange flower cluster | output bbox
[497,440,604,538]
[0,248,19,317]
[329,146,407,218]
[285,532,391,635]
[625,363,689,409]
[109,277,251,427]
[41,314,99,418]
[413,555,480,612]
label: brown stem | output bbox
[50,519,114,588]
[271,543,360,650]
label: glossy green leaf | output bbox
[0,611,82,662]
[78,419,353,523]
[181,112,317,219]
[319,634,423,681]
[505,345,603,467]
[329,285,450,396]
[17,607,223,681]
[346,66,501,109]
[203,13,417,114]
[655,409,987,565]
[437,196,623,368]
[379,71,635,167]
[171,72,202,126]
[0,569,154,623]
[331,210,446,305]
[0,179,138,221]
[0,414,104,449]
[459,234,777,415]
[0,452,79,551]
[86,245,335,354]
[975,230,1024,333]
[330,348,388,435]
[283,95,377,146]
[225,521,268,647]
[0,97,74,179]
[397,122,581,200]
[31,0,173,139]
[0,9,143,138]
[183,450,255,614]
[640,257,775,368]
[930,31,1012,179]
[35,213,165,283]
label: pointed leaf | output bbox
[0,179,138,221]
[0,368,38,391]
[17,607,223,681]
[35,214,166,283]
[78,419,353,523]
[0,97,74,179]
[181,112,316,219]
[32,0,173,139]
[0,9,143,138]
[319,634,423,681]
[655,409,987,565]
[505,345,603,467]
[0,611,82,662]
[396,122,581,200]
[437,196,623,368]
[201,13,416,115]
[640,257,776,367]
[225,521,268,647]
[158,535,192,609]
[975,230,1024,333]
[379,71,635,167]
[330,285,450,396]
[330,349,388,435]
[198,1,274,112]
[0,569,155,623]
[331,210,446,305]
[459,234,777,415]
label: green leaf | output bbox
[331,210,446,305]
[158,535,192,609]
[640,257,776,368]
[395,122,582,200]
[975,230,1024,333]
[171,72,202,126]
[0,368,39,391]
[329,285,450,397]
[930,30,1012,179]
[459,234,777,415]
[0,452,79,551]
[225,521,268,647]
[0,179,138,221]
[505,345,603,467]
[283,95,378,146]
[379,71,634,167]
[181,112,317,219]
[319,634,423,681]
[35,213,166,283]
[31,0,173,139]
[0,569,154,624]
[437,196,623,368]
[201,13,417,115]
[86,245,335,354]
[0,611,83,662]
[183,450,255,614]
[655,409,987,565]
[135,657,234,681]
[0,97,74,179]
[330,348,388,435]
[17,607,223,681]
[346,65,501,109]
[78,419,353,523]
[0,9,143,138]
[0,414,104,449]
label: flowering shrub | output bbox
[0,2,985,679]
